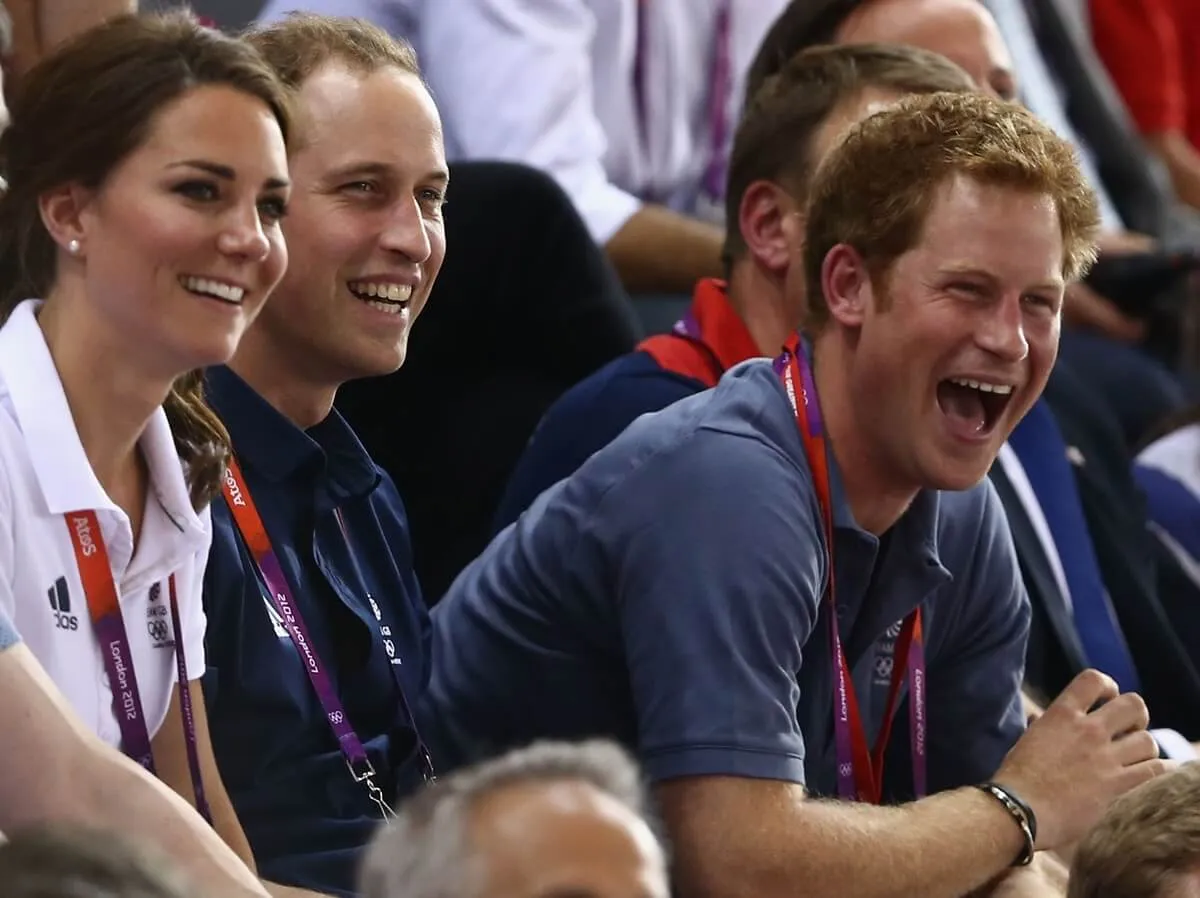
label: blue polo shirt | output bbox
[428,359,1028,798]
[202,367,430,897]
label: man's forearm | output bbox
[77,746,267,896]
[1146,131,1200,210]
[604,204,724,294]
[663,779,1027,898]
[787,788,1026,898]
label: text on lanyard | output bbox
[221,458,435,820]
[65,510,211,821]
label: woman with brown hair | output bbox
[0,9,293,886]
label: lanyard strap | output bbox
[633,0,733,200]
[66,511,211,822]
[221,459,434,818]
[776,342,927,803]
[331,506,437,787]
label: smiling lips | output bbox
[348,280,413,316]
[180,275,246,305]
[937,376,1016,436]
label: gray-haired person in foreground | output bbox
[360,740,670,898]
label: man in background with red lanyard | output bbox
[493,42,977,530]
[425,91,1169,896]
[198,15,445,898]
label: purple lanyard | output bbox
[221,459,434,821]
[66,511,211,822]
[776,342,927,802]
[633,0,733,200]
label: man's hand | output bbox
[994,669,1169,850]
[1063,282,1146,342]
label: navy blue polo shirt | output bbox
[202,366,430,897]
[428,359,1029,799]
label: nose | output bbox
[976,293,1029,363]
[216,204,271,262]
[380,196,432,264]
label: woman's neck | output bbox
[36,286,174,498]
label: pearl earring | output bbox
[67,239,80,255]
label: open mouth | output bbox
[935,377,1015,438]
[348,280,412,316]
[180,275,245,305]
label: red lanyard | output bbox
[221,458,435,818]
[65,510,211,821]
[777,341,927,803]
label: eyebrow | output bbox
[167,159,290,191]
[325,160,451,186]
[939,265,1063,293]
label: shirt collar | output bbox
[205,365,380,500]
[688,278,763,372]
[0,299,206,541]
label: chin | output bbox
[177,333,242,373]
[920,452,994,493]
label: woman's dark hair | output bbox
[0,12,293,509]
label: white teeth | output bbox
[366,299,405,316]
[348,281,413,304]
[949,377,1013,395]
[180,276,244,304]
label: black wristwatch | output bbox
[975,781,1038,866]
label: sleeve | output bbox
[180,505,212,682]
[1133,461,1200,579]
[420,0,644,243]
[1089,0,1187,135]
[593,428,824,785]
[494,369,705,533]
[925,481,1030,792]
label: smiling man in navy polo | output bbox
[199,16,448,897]
[427,92,1169,896]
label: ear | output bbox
[820,243,874,328]
[37,183,94,257]
[738,180,802,276]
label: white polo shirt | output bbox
[0,299,210,748]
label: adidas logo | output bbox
[47,576,78,632]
